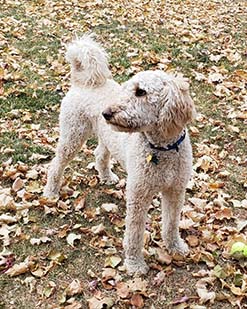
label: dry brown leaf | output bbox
[74,196,86,211]
[186,235,199,247]
[6,257,33,277]
[153,271,166,286]
[179,217,195,229]
[196,279,216,304]
[88,176,98,187]
[12,177,24,192]
[189,197,207,209]
[130,293,144,308]
[26,169,38,180]
[215,208,233,220]
[102,268,116,280]
[66,279,83,296]
[104,188,124,199]
[87,296,114,309]
[116,281,130,298]
[156,248,172,264]
[127,277,148,294]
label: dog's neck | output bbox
[142,127,186,149]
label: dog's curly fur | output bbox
[44,35,196,275]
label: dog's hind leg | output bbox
[161,188,189,255]
[44,121,92,198]
[94,140,119,184]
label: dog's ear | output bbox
[173,74,196,123]
[160,74,196,136]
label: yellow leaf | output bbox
[104,255,121,268]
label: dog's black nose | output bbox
[102,108,113,120]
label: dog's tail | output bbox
[66,34,112,88]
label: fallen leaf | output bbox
[215,208,233,220]
[153,271,166,286]
[91,223,105,235]
[30,236,51,246]
[116,281,130,298]
[101,203,118,213]
[6,257,33,277]
[87,296,114,309]
[66,233,81,247]
[127,277,148,293]
[186,235,199,247]
[104,256,121,268]
[74,196,86,211]
[0,214,17,224]
[156,248,172,264]
[102,268,116,280]
[88,176,98,187]
[43,281,56,298]
[31,267,45,278]
[12,177,24,192]
[47,250,66,264]
[130,293,144,308]
[196,279,216,304]
[26,169,39,180]
[66,279,83,296]
[171,295,189,305]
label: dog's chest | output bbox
[145,153,179,183]
[129,144,191,191]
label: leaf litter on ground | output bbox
[0,0,247,308]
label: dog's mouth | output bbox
[102,107,144,133]
[102,108,136,132]
[107,120,137,133]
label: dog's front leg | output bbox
[161,188,189,255]
[123,184,153,275]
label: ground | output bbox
[0,0,246,308]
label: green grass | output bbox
[0,131,53,163]
[0,91,60,116]
[0,90,60,163]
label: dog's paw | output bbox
[124,258,149,275]
[164,238,189,256]
[100,172,119,185]
[106,172,119,184]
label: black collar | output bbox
[148,130,186,153]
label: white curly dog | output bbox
[44,35,196,275]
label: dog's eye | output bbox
[135,88,147,97]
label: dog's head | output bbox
[102,70,195,138]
